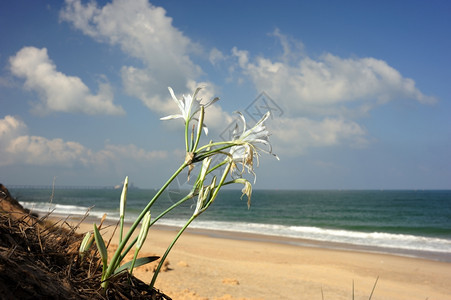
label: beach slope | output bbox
[74,221,451,300]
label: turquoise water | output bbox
[10,188,451,260]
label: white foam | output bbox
[157,219,451,253]
[19,201,111,219]
[20,201,451,254]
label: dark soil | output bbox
[0,184,171,299]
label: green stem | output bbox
[119,217,124,243]
[192,106,204,152]
[117,192,195,262]
[185,119,190,152]
[207,159,227,174]
[103,162,188,286]
[209,163,231,204]
[129,249,139,276]
[196,141,236,153]
[149,214,197,289]
[149,163,232,289]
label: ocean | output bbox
[9,187,451,262]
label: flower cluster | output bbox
[86,86,278,291]
[229,111,279,181]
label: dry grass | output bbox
[0,184,170,299]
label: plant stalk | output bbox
[102,162,188,286]
[149,214,196,289]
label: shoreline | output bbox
[49,213,451,263]
[182,226,451,263]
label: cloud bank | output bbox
[9,47,124,116]
[60,0,234,132]
[233,49,436,114]
[227,30,436,155]
[59,1,437,157]
[6,1,433,162]
[0,115,166,168]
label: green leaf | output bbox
[79,232,92,257]
[114,256,159,274]
[93,224,108,267]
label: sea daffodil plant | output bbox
[84,86,278,290]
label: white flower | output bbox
[194,176,216,216]
[136,211,151,250]
[229,111,278,180]
[232,178,253,208]
[160,87,218,134]
[119,176,128,218]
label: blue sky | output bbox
[1,0,450,189]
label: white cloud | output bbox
[0,115,90,167]
[269,28,305,63]
[271,117,368,156]
[0,115,26,142]
[6,135,89,167]
[120,65,175,115]
[60,0,208,117]
[0,115,167,168]
[232,47,250,68]
[227,30,436,155]
[61,0,196,67]
[102,144,167,162]
[60,0,239,139]
[9,47,124,116]
[209,48,226,66]
[232,33,436,118]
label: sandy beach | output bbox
[71,219,451,300]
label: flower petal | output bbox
[160,114,183,120]
[168,87,184,113]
